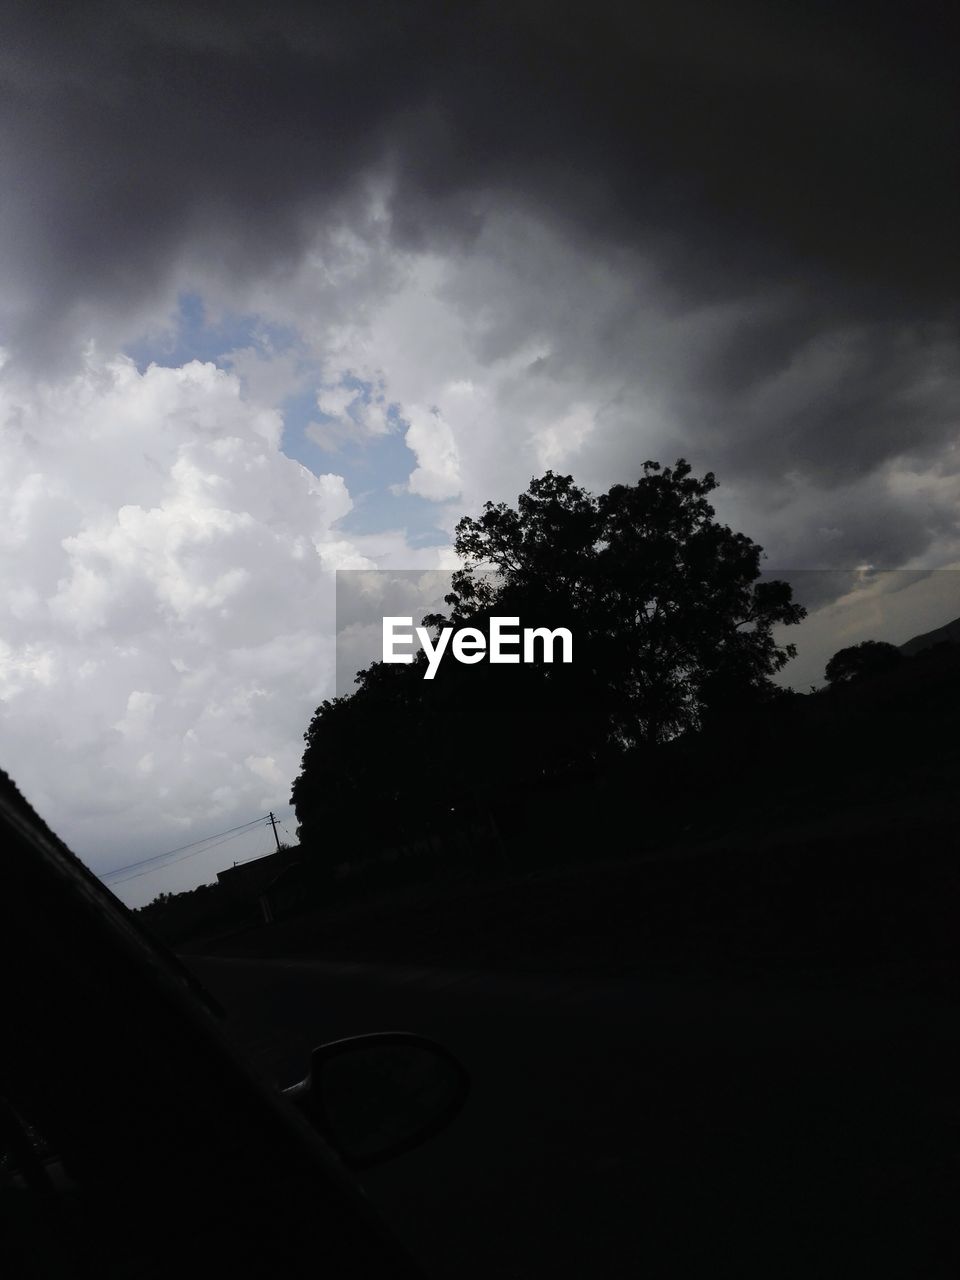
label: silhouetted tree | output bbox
[434,461,805,744]
[825,640,904,686]
[292,461,805,856]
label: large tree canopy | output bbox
[825,640,904,686]
[436,460,805,744]
[292,461,805,852]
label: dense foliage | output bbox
[292,461,805,853]
[824,639,904,685]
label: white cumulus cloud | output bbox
[0,351,366,901]
[402,405,462,501]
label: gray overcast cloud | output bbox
[2,1,955,345]
[0,0,956,898]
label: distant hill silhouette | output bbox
[899,615,960,656]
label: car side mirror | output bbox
[287,1032,469,1169]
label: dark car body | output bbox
[0,770,428,1278]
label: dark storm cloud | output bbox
[0,1,418,361]
[391,0,957,315]
[2,0,957,578]
[1,0,954,361]
[690,314,960,485]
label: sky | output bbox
[0,1,956,904]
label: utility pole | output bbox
[268,811,282,853]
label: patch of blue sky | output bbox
[340,479,453,547]
[275,386,325,459]
[123,292,297,374]
[280,371,395,471]
[284,377,452,546]
[124,293,451,548]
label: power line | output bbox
[102,815,269,882]
[108,823,274,887]
[103,816,268,879]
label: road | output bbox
[186,954,960,1278]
